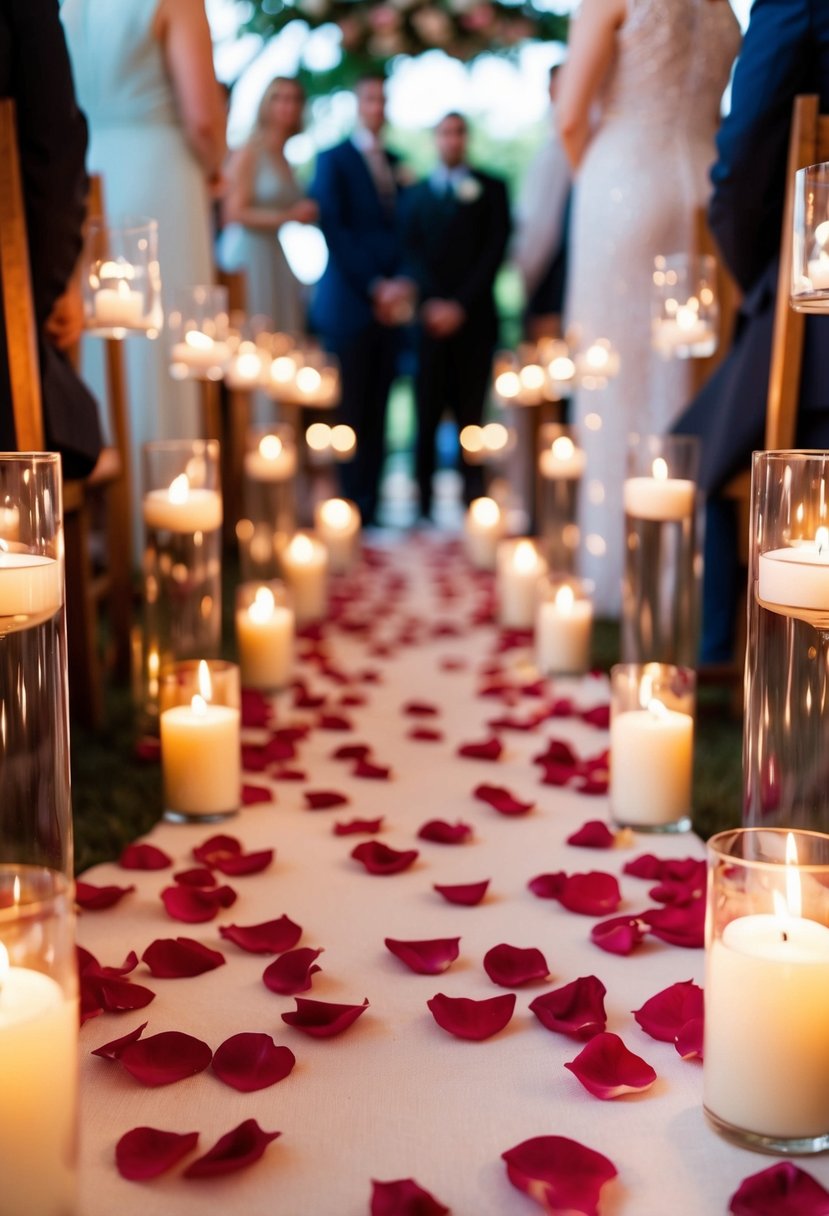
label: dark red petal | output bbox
[558,872,622,917]
[219,916,302,955]
[305,789,350,810]
[192,834,242,866]
[502,1135,617,1216]
[241,744,269,772]
[623,853,663,880]
[183,1119,281,1179]
[641,899,705,948]
[530,976,607,1040]
[675,1017,704,1061]
[633,981,704,1043]
[528,872,566,900]
[281,996,369,1038]
[212,1033,295,1092]
[409,727,444,742]
[213,849,273,877]
[384,937,460,975]
[116,1127,199,1181]
[141,938,226,979]
[92,1021,148,1060]
[403,701,440,717]
[134,735,161,762]
[539,762,578,787]
[83,974,156,1015]
[565,1032,657,1099]
[272,725,309,745]
[566,821,615,849]
[262,947,323,995]
[581,704,610,729]
[483,943,549,987]
[242,783,274,806]
[264,734,296,763]
[574,774,609,797]
[77,945,99,974]
[729,1164,829,1216]
[331,743,372,761]
[353,758,392,780]
[119,1031,213,1086]
[119,842,171,871]
[427,992,515,1041]
[590,914,648,956]
[370,1178,449,1216]
[75,881,135,911]
[334,817,384,836]
[174,867,217,887]
[473,784,534,816]
[417,819,472,845]
[161,885,237,923]
[433,879,489,906]
[272,767,307,781]
[457,737,503,761]
[351,840,419,875]
[241,688,273,727]
[340,692,366,707]
[86,950,139,978]
[533,739,578,767]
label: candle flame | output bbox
[197,660,212,703]
[460,425,483,454]
[482,423,508,452]
[785,831,802,919]
[495,371,520,399]
[549,355,575,381]
[296,366,322,395]
[185,330,213,352]
[249,585,276,623]
[288,533,315,563]
[551,436,575,461]
[191,693,208,716]
[470,497,500,527]
[306,423,331,452]
[331,425,356,454]
[258,434,283,461]
[168,474,190,505]
[271,355,297,384]
[652,457,669,481]
[555,584,575,612]
[514,540,538,574]
[235,352,262,381]
[519,363,545,391]
[647,697,668,720]
[817,526,829,556]
[319,498,353,530]
[584,342,610,371]
[639,673,654,708]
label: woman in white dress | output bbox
[558,0,740,614]
[61,0,225,543]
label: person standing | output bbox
[401,112,510,519]
[310,74,412,526]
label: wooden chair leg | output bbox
[64,502,104,728]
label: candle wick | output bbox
[782,931,789,943]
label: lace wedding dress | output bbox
[566,0,741,614]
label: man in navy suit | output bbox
[672,0,829,661]
[401,112,510,519]
[310,74,412,525]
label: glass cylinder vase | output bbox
[536,423,585,573]
[791,163,829,313]
[238,424,297,582]
[0,454,72,875]
[651,253,719,357]
[81,216,162,339]
[168,286,230,381]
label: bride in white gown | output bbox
[558,0,741,615]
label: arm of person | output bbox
[311,148,398,301]
[450,178,512,316]
[156,0,226,184]
[556,0,625,170]
[222,145,313,229]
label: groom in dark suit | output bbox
[402,112,510,519]
[310,74,412,525]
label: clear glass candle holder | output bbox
[159,659,241,822]
[82,216,162,339]
[536,423,585,574]
[651,253,719,358]
[621,434,700,668]
[277,531,329,627]
[0,454,71,875]
[705,828,829,1154]
[168,286,230,381]
[0,865,78,1215]
[463,496,505,571]
[609,662,695,832]
[238,425,297,583]
[536,576,593,676]
[314,497,361,575]
[235,581,294,692]
[791,164,829,313]
[496,537,547,631]
[141,440,222,721]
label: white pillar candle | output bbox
[236,586,294,690]
[653,307,715,355]
[758,528,829,615]
[610,699,693,826]
[142,474,223,534]
[314,498,360,575]
[808,257,829,291]
[281,533,328,625]
[623,458,695,521]
[161,664,240,817]
[170,331,231,372]
[538,436,587,480]
[0,945,77,1216]
[536,585,593,675]
[0,506,21,543]
[0,552,63,621]
[243,434,297,483]
[496,539,546,630]
[464,497,504,571]
[93,279,144,329]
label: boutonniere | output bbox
[455,176,482,203]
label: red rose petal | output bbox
[262,946,323,995]
[192,835,241,866]
[487,711,544,732]
[351,840,419,875]
[92,1021,148,1060]
[317,712,354,731]
[417,819,472,845]
[427,991,515,1041]
[116,1127,200,1181]
[539,762,578,787]
[119,1030,212,1086]
[161,885,237,924]
[565,1031,657,1099]
[241,688,273,727]
[264,735,296,764]
[502,1135,617,1216]
[82,974,156,1016]
[241,743,269,772]
[119,842,171,871]
[220,917,301,957]
[623,853,663,880]
[305,789,350,810]
[272,767,307,781]
[384,937,460,975]
[213,849,273,877]
[75,881,135,911]
[675,1016,704,1061]
[433,879,490,906]
[334,817,384,836]
[641,899,705,948]
[473,784,534,816]
[558,872,622,917]
[370,1178,449,1216]
[581,704,610,729]
[242,783,273,806]
[408,727,444,742]
[633,980,704,1044]
[78,948,138,978]
[574,774,609,797]
[212,1033,295,1092]
[331,743,372,761]
[483,943,549,987]
[141,938,226,979]
[174,867,217,887]
[184,1119,281,1179]
[458,737,503,761]
[528,872,566,900]
[590,914,648,956]
[353,758,392,780]
[281,996,369,1038]
[566,821,615,849]
[530,976,607,1040]
[534,739,578,767]
[729,1164,829,1216]
[403,701,440,717]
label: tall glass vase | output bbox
[238,424,297,581]
[536,422,585,573]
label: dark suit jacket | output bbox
[673,0,829,493]
[309,139,406,341]
[401,169,511,330]
[0,0,101,476]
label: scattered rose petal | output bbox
[81,973,155,1018]
[417,819,472,845]
[134,735,161,763]
[590,914,648,956]
[574,774,609,797]
[641,900,705,948]
[264,735,296,763]
[192,835,241,867]
[622,853,663,880]
[119,842,171,871]
[272,767,306,781]
[353,758,392,780]
[213,849,273,877]
[174,867,217,887]
[408,727,444,742]
[262,947,323,995]
[457,737,502,761]
[220,916,302,955]
[75,881,135,911]
[116,1127,200,1181]
[530,976,607,1040]
[240,689,273,728]
[566,821,615,850]
[473,784,534,816]
[729,1163,829,1216]
[675,1017,704,1061]
[351,841,418,875]
[433,879,489,906]
[427,992,515,1041]
[502,1135,617,1216]
[92,1021,148,1060]
[161,885,237,924]
[483,943,549,987]
[317,712,353,731]
[384,937,460,975]
[78,947,138,979]
[305,790,350,810]
[565,1032,657,1099]
[558,872,622,917]
[183,1119,281,1179]
[487,710,545,732]
[212,1033,295,1092]
[581,705,610,729]
[528,872,566,900]
[633,981,704,1044]
[281,996,369,1038]
[331,743,372,761]
[403,701,439,717]
[370,1178,449,1216]
[534,739,578,767]
[294,686,326,710]
[141,938,226,979]
[242,784,273,806]
[119,1031,213,1086]
[334,817,384,836]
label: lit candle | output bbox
[538,435,587,480]
[225,346,265,389]
[0,550,63,623]
[807,257,829,291]
[536,583,593,676]
[331,425,357,462]
[758,526,829,616]
[0,940,78,1215]
[496,538,546,630]
[610,697,693,827]
[314,498,360,575]
[93,275,143,329]
[236,586,294,690]
[653,303,715,356]
[623,457,695,521]
[160,661,240,818]
[464,497,504,571]
[142,474,223,534]
[170,330,231,373]
[280,532,328,625]
[243,434,297,483]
